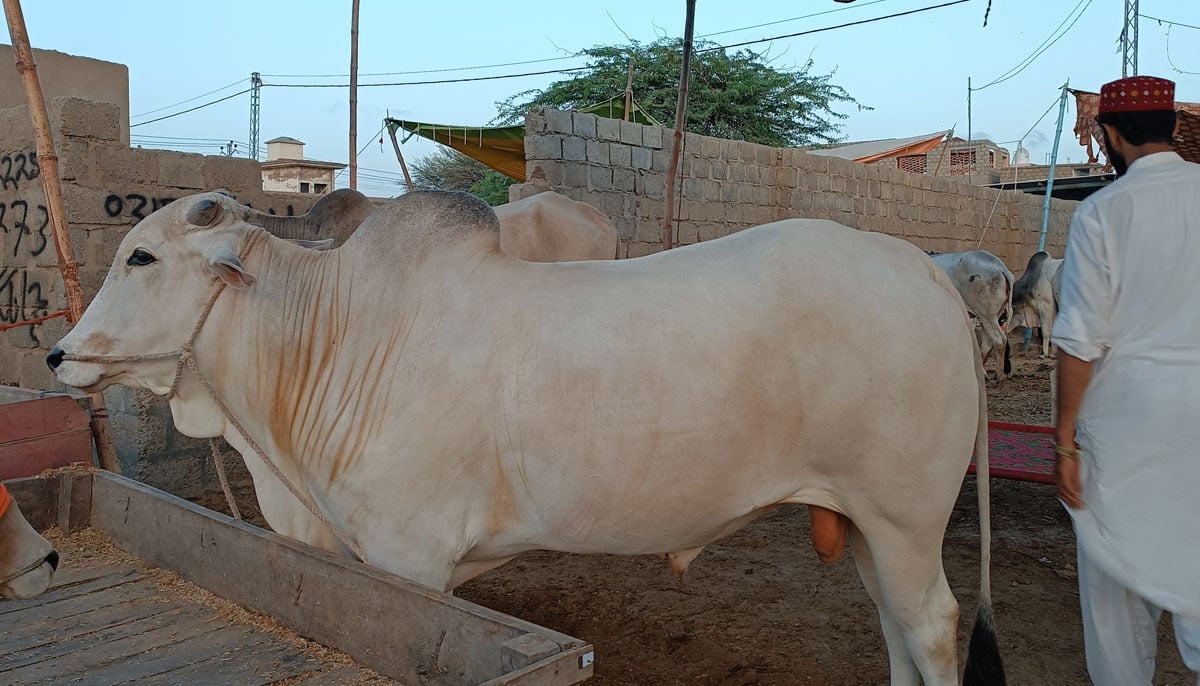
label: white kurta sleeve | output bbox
[1052,204,1111,362]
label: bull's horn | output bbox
[187,198,222,227]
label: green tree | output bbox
[406,147,516,206]
[495,38,861,147]
[469,170,517,206]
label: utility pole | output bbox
[662,0,696,251]
[349,0,360,189]
[1121,0,1138,77]
[249,72,262,161]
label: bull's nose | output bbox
[46,348,64,371]
[45,550,59,572]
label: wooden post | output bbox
[623,57,635,122]
[386,125,414,191]
[661,0,696,251]
[932,128,953,176]
[348,0,360,190]
[3,0,121,474]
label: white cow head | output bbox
[0,483,58,599]
[48,193,257,397]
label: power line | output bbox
[131,89,252,128]
[971,0,1092,91]
[260,3,890,80]
[262,55,579,79]
[131,77,248,119]
[1016,94,1065,146]
[700,0,892,38]
[1141,14,1200,31]
[698,0,971,52]
[1165,26,1200,76]
[264,66,591,89]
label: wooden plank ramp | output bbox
[0,563,397,685]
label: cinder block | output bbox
[50,97,121,142]
[619,120,642,146]
[587,165,612,191]
[545,109,573,135]
[720,182,738,203]
[613,168,636,192]
[96,146,159,186]
[524,134,563,161]
[586,140,610,165]
[157,151,205,189]
[525,109,549,135]
[641,173,665,198]
[527,160,564,186]
[627,241,656,258]
[710,158,727,180]
[643,126,663,149]
[651,150,671,173]
[56,138,95,183]
[562,137,586,162]
[0,104,33,144]
[564,162,587,189]
[609,144,632,168]
[201,155,262,193]
[631,147,652,171]
[596,117,621,142]
[572,113,597,139]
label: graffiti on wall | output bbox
[102,193,297,222]
[0,150,49,345]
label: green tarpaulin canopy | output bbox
[385,95,663,182]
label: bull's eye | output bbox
[127,249,156,267]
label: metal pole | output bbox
[1122,0,1138,77]
[1024,80,1070,351]
[967,78,972,184]
[386,124,414,191]
[3,0,122,473]
[623,57,635,122]
[349,0,360,190]
[249,72,261,161]
[1038,81,1070,252]
[662,0,696,251]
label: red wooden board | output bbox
[0,396,93,479]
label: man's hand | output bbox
[1056,351,1095,510]
[1055,448,1085,509]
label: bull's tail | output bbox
[964,342,1006,685]
[1002,338,1012,376]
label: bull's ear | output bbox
[187,199,223,227]
[206,246,256,288]
[285,237,335,250]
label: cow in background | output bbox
[251,189,618,262]
[928,250,1014,380]
[0,482,58,599]
[1010,251,1064,357]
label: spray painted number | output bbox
[0,152,40,191]
[0,200,50,258]
[103,194,177,222]
[0,267,50,345]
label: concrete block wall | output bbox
[512,108,1076,271]
[1,97,316,495]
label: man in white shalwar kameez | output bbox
[1053,75,1200,685]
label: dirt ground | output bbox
[192,345,1193,685]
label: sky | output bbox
[12,0,1200,197]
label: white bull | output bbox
[49,191,1004,685]
[1010,251,1064,357]
[0,482,58,599]
[928,251,1014,380]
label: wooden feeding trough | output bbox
[0,386,93,480]
[2,470,595,685]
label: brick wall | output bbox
[1,97,316,495]
[512,108,1076,271]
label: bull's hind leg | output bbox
[858,524,960,686]
[850,525,921,686]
